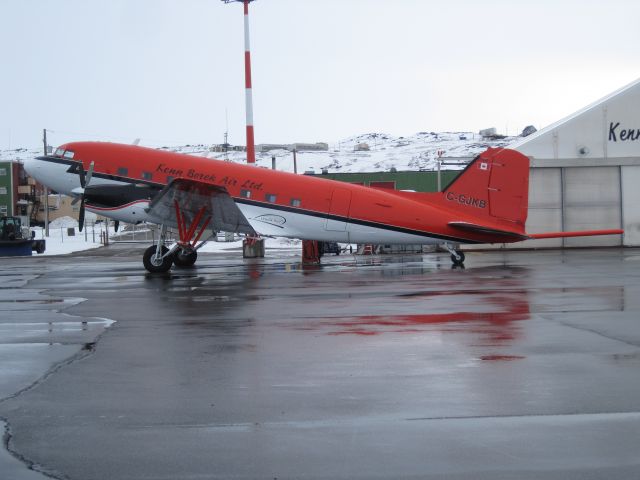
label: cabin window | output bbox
[0,168,6,176]
[0,187,7,195]
[265,193,277,203]
[63,150,75,159]
[142,171,153,181]
[55,148,65,157]
[240,189,251,198]
[290,198,301,207]
[117,167,128,176]
[0,206,7,215]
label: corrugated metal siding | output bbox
[621,165,640,246]
[563,166,622,247]
[522,168,563,248]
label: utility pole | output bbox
[292,148,298,174]
[42,129,49,237]
[436,149,445,192]
[222,0,257,164]
[223,108,229,161]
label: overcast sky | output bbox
[1,0,638,151]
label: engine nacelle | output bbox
[84,184,158,224]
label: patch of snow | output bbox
[30,224,115,256]
[48,216,79,229]
[1,131,516,174]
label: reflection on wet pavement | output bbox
[0,246,639,480]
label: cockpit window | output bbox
[55,148,65,157]
[63,150,75,159]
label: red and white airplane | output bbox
[24,142,623,272]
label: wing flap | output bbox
[146,179,256,236]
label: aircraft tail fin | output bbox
[441,148,530,230]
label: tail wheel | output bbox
[143,245,173,273]
[451,250,465,266]
[173,249,197,268]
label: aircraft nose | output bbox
[23,156,48,184]
[23,156,41,176]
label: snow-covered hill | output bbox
[1,131,516,173]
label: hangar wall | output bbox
[508,78,640,248]
[621,165,640,245]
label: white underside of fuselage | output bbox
[85,201,151,224]
[237,203,441,245]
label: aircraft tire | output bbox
[143,245,173,273]
[451,250,465,266]
[173,250,197,268]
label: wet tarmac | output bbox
[1,245,640,479]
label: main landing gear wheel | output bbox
[173,249,197,268]
[143,245,173,273]
[451,250,465,266]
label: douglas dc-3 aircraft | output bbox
[25,142,623,272]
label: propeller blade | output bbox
[114,221,120,232]
[85,161,95,186]
[78,197,85,232]
[79,164,86,188]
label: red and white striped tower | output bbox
[223,0,257,164]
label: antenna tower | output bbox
[222,0,257,164]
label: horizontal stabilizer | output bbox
[528,229,623,239]
[448,221,529,241]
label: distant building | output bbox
[256,142,329,153]
[292,142,328,152]
[305,169,461,193]
[0,161,41,225]
[479,127,506,140]
[479,127,497,138]
[210,144,246,153]
[256,144,291,153]
[354,143,370,151]
[509,77,640,248]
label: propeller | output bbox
[72,161,94,232]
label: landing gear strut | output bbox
[142,200,214,273]
[443,243,465,267]
[143,225,173,273]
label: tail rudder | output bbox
[442,147,529,229]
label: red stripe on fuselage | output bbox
[85,199,149,211]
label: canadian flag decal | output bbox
[479,162,488,171]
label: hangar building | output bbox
[510,78,640,248]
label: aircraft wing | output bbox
[448,221,529,241]
[146,179,256,236]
